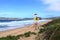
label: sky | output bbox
[0,0,60,18]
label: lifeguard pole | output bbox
[33,13,39,30]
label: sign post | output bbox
[33,13,39,31]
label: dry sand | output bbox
[0,20,52,38]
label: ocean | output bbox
[0,20,48,31]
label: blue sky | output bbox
[0,0,60,18]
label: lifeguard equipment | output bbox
[33,13,39,30]
[34,17,39,22]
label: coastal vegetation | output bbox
[37,18,60,40]
[0,31,36,40]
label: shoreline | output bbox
[0,20,52,37]
[0,24,32,32]
[0,19,52,32]
[0,25,34,37]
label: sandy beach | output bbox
[0,20,52,38]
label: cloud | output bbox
[41,0,60,12]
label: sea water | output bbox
[0,20,49,31]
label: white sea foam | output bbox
[0,20,49,31]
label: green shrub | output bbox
[38,29,45,33]
[24,31,31,37]
[6,35,18,40]
[31,32,36,35]
[16,34,24,37]
[0,35,19,40]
